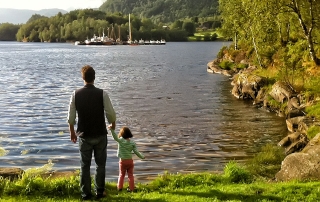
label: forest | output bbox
[219,0,320,68]
[0,0,220,42]
[99,0,219,24]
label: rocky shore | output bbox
[207,58,320,181]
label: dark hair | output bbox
[119,127,133,139]
[81,65,95,83]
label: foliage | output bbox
[223,161,253,183]
[245,144,285,178]
[305,102,320,120]
[99,0,219,24]
[0,23,20,41]
[217,46,228,59]
[306,125,320,139]
[182,21,196,36]
[26,14,48,24]
[219,0,320,67]
[219,60,235,70]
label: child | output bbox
[108,126,145,192]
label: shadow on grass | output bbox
[167,189,283,202]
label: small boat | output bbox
[144,40,150,45]
[160,39,166,45]
[149,40,156,45]
[138,39,145,45]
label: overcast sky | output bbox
[0,0,106,10]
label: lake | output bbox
[0,41,287,182]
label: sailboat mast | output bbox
[129,14,132,41]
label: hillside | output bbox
[99,0,219,23]
[0,8,68,24]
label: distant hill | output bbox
[99,0,219,23]
[0,8,68,24]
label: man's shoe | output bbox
[96,191,106,199]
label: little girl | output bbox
[108,126,145,192]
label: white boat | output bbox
[160,39,166,45]
[149,40,156,45]
[138,39,145,45]
[144,40,150,45]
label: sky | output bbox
[0,0,106,11]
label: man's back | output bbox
[75,84,107,138]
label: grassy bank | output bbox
[1,144,315,202]
[1,161,320,202]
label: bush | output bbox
[307,125,320,139]
[245,144,285,178]
[306,102,320,120]
[223,161,253,183]
[217,46,228,59]
[203,34,211,41]
[237,63,248,69]
[219,60,234,70]
[210,33,218,41]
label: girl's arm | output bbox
[110,129,121,143]
[132,143,145,159]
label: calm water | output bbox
[0,42,287,182]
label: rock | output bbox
[253,88,267,106]
[0,167,24,180]
[269,81,296,103]
[286,116,305,133]
[278,132,309,155]
[276,133,320,181]
[41,170,78,179]
[207,60,236,77]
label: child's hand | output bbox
[107,125,113,130]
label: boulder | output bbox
[269,81,296,103]
[278,132,309,155]
[0,167,24,180]
[286,116,305,133]
[276,133,320,181]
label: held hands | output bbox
[108,124,115,130]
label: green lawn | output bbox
[1,161,320,202]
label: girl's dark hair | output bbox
[81,65,95,83]
[119,127,133,139]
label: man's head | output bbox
[81,65,95,83]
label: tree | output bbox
[26,14,47,24]
[283,0,320,65]
[182,21,196,36]
[0,23,20,41]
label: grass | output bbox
[1,170,320,202]
[1,156,320,202]
[188,30,223,41]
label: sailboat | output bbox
[127,14,132,45]
[127,14,138,45]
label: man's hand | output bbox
[70,131,77,143]
[108,121,116,130]
[69,124,77,143]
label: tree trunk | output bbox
[292,0,320,66]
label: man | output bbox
[67,65,116,200]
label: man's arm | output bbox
[67,91,77,143]
[103,90,116,128]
